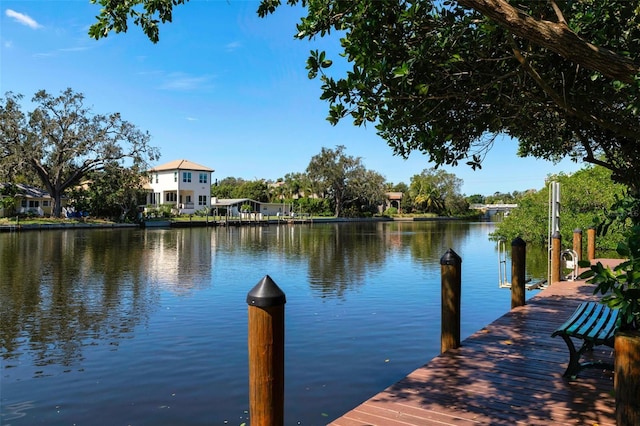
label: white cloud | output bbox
[5,9,42,29]
[59,46,90,53]
[186,117,198,121]
[160,73,215,91]
[225,41,241,52]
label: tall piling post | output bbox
[587,227,596,261]
[551,231,562,284]
[511,237,526,309]
[247,275,286,426]
[573,228,582,262]
[441,249,462,354]
[615,330,640,426]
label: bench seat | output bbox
[551,301,618,378]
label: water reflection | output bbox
[0,223,549,370]
[0,222,550,425]
[142,229,212,294]
[0,228,215,372]
[1,231,156,371]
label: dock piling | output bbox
[440,249,462,353]
[551,231,562,284]
[247,275,286,426]
[511,237,526,309]
[587,227,596,261]
[573,228,582,262]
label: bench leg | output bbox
[559,336,611,378]
[559,335,581,378]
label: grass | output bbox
[0,216,116,226]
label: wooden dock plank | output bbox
[329,263,619,426]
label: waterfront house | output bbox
[211,198,294,218]
[145,159,214,215]
[0,183,57,217]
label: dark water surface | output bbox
[0,221,544,425]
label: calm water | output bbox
[0,221,545,425]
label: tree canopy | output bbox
[409,168,466,214]
[89,0,640,193]
[0,89,159,217]
[306,145,385,217]
[492,165,626,248]
[70,162,148,221]
[211,177,270,202]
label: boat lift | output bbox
[498,238,547,290]
[561,249,579,281]
[498,238,510,289]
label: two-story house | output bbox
[145,159,214,215]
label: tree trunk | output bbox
[52,192,63,218]
[615,330,640,426]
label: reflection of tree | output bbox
[282,222,474,299]
[525,244,551,281]
[301,224,389,298]
[0,230,159,371]
[392,221,473,264]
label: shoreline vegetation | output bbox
[0,213,477,232]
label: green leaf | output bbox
[392,63,409,78]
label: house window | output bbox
[198,195,207,206]
[199,173,208,183]
[155,173,159,184]
[166,193,177,202]
[183,172,192,183]
[186,195,192,203]
[42,200,50,207]
[174,172,177,182]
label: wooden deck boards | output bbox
[329,260,620,426]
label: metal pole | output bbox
[247,276,286,426]
[440,249,462,353]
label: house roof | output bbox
[150,159,214,173]
[0,183,52,199]
[211,198,253,206]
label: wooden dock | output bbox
[329,259,620,426]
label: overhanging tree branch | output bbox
[509,37,640,141]
[458,0,639,83]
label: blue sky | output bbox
[1,1,582,196]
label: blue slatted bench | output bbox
[551,301,618,378]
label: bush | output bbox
[384,207,398,216]
[195,207,210,217]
